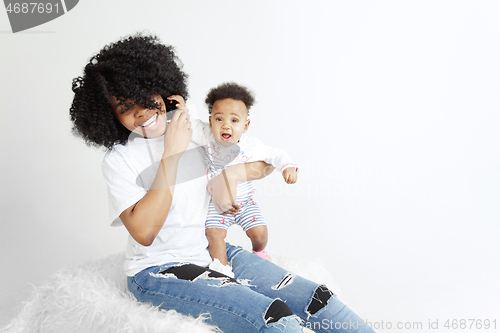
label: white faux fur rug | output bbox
[2,252,338,333]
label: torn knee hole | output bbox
[159,264,239,284]
[307,285,334,315]
[264,300,294,325]
[271,273,295,290]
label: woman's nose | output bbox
[135,106,148,117]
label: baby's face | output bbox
[209,98,250,147]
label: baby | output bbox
[173,82,298,277]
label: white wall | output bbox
[1,1,499,331]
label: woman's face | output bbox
[111,95,168,138]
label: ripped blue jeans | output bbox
[127,243,376,333]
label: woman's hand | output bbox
[207,162,274,215]
[162,95,192,159]
[208,170,240,215]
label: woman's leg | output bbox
[227,244,376,333]
[128,263,303,332]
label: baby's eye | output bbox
[232,119,239,123]
[216,118,223,122]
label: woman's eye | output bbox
[120,103,136,114]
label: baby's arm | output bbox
[246,136,298,184]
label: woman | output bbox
[70,33,375,333]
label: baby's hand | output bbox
[282,167,298,184]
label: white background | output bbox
[1,1,499,331]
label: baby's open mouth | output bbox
[221,133,231,140]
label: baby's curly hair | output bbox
[70,34,189,149]
[205,82,255,114]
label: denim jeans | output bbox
[128,243,376,333]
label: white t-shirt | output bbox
[102,134,212,276]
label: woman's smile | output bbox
[139,113,159,128]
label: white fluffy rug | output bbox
[2,252,338,333]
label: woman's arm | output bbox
[208,161,275,215]
[119,109,192,246]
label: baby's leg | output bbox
[246,225,268,252]
[206,227,229,265]
[206,200,233,265]
[237,198,270,260]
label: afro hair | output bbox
[205,82,255,114]
[69,34,189,149]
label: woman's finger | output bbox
[167,95,186,107]
[214,202,227,215]
[170,109,186,123]
[173,109,191,125]
[180,111,190,123]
